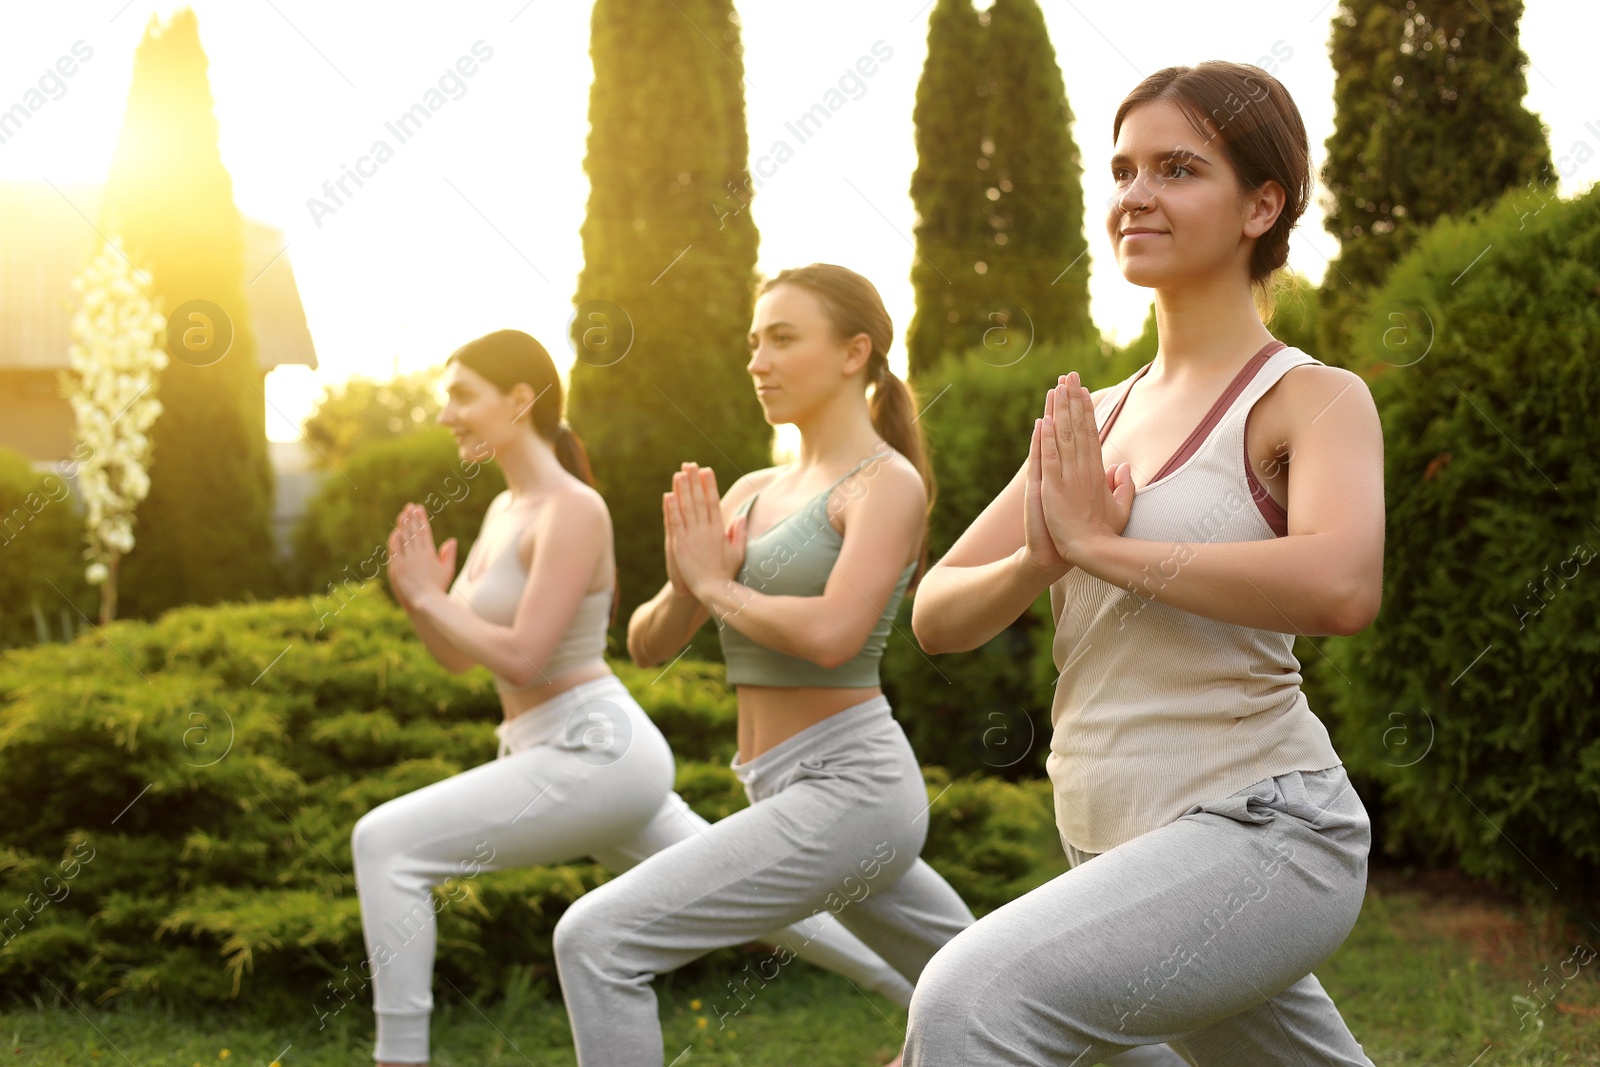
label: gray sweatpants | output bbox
[351,676,914,1063]
[903,764,1376,1066]
[553,694,977,1066]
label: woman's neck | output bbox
[788,390,882,474]
[1149,279,1275,382]
[492,434,568,503]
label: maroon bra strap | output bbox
[1098,340,1286,484]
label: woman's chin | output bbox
[1115,260,1169,289]
[755,399,790,425]
[455,439,492,463]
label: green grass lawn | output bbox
[5,866,1596,1066]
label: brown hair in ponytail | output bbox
[758,264,937,589]
[447,329,616,625]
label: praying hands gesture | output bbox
[663,463,747,602]
[1025,371,1137,574]
[386,503,458,609]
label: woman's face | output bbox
[1105,99,1279,291]
[437,361,529,463]
[746,283,869,425]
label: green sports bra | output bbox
[717,453,918,688]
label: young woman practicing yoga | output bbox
[902,61,1384,1065]
[354,328,915,1066]
[552,266,977,1067]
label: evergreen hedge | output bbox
[0,596,1062,1011]
[1310,182,1600,905]
[287,427,505,606]
[0,450,93,649]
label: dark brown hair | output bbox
[447,329,617,624]
[1113,60,1310,320]
[447,329,592,483]
[758,264,936,588]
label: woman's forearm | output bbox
[692,577,844,666]
[402,598,475,674]
[913,547,1070,655]
[407,589,548,687]
[1074,531,1369,636]
[627,584,704,667]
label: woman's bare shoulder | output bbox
[719,464,788,516]
[1267,362,1376,425]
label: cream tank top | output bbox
[447,494,610,693]
[1046,341,1342,854]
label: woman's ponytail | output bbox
[865,361,934,590]
[553,420,596,489]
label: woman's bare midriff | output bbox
[736,684,883,762]
[497,659,615,722]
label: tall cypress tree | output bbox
[907,0,990,375]
[101,9,278,617]
[569,0,766,634]
[1319,0,1551,361]
[909,0,1090,376]
[982,0,1091,361]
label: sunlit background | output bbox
[2,0,1595,446]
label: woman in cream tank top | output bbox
[351,329,916,1067]
[902,62,1385,1065]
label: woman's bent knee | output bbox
[907,934,986,1033]
[552,888,615,970]
[352,805,402,873]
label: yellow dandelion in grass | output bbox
[696,1016,708,1029]
[728,1030,737,1039]
[271,1061,283,1067]
[689,998,701,1009]
[219,1053,232,1061]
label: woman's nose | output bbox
[1118,177,1152,215]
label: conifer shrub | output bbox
[288,427,505,602]
[0,596,1062,1008]
[1309,182,1600,905]
[0,450,92,649]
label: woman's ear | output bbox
[506,380,537,418]
[843,331,874,378]
[1243,178,1287,239]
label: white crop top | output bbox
[447,517,610,692]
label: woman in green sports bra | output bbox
[549,264,977,1067]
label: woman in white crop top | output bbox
[902,64,1385,1065]
[350,330,917,1066]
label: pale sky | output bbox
[3,1,1595,448]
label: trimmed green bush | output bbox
[0,596,1063,1010]
[0,448,94,649]
[1310,181,1600,905]
[287,427,505,604]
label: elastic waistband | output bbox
[730,694,893,791]
[494,673,630,757]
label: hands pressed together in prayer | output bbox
[662,463,747,602]
[655,368,1134,603]
[385,503,459,610]
[1024,371,1137,578]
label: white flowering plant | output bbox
[60,236,167,624]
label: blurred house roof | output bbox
[0,180,317,373]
